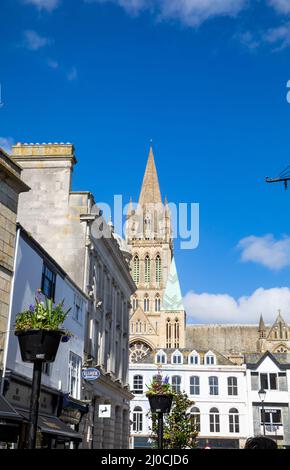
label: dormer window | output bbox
[172,350,183,365]
[188,350,200,365]
[156,350,167,364]
[205,351,216,365]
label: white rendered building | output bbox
[129,348,250,449]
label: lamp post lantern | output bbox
[258,388,267,436]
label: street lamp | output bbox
[258,388,267,436]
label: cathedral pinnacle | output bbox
[138,146,162,206]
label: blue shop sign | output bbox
[82,368,100,381]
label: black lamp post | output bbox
[15,329,63,448]
[258,388,267,436]
[147,395,173,449]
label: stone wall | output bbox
[186,324,259,354]
[0,149,29,373]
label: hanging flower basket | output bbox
[15,329,64,363]
[147,394,173,413]
[14,291,71,363]
[146,374,174,413]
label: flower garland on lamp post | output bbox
[14,291,71,449]
[146,374,174,449]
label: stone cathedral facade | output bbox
[126,147,290,365]
[126,147,186,361]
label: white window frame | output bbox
[156,350,167,364]
[172,375,181,393]
[68,352,82,399]
[171,350,183,365]
[132,407,143,433]
[228,376,238,396]
[133,375,143,395]
[205,351,216,365]
[229,408,240,433]
[190,376,200,395]
[209,376,219,395]
[188,350,200,365]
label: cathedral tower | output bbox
[126,147,186,361]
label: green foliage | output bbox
[148,391,199,449]
[146,374,173,396]
[15,290,71,333]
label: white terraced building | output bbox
[129,349,250,449]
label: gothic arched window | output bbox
[132,296,138,311]
[156,255,161,283]
[155,295,161,312]
[144,295,150,312]
[166,319,172,348]
[174,318,180,348]
[145,255,150,283]
[133,255,140,284]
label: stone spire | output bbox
[258,314,266,339]
[138,146,162,206]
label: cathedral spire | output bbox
[138,146,162,206]
[259,314,266,332]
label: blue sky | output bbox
[2,0,290,323]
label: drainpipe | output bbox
[1,225,20,395]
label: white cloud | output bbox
[23,0,60,12]
[23,30,51,50]
[263,22,290,49]
[0,137,15,153]
[86,0,247,27]
[183,287,290,323]
[237,234,290,270]
[268,0,290,14]
[47,58,59,69]
[67,67,78,81]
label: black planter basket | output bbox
[15,329,63,363]
[147,394,173,413]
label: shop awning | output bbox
[0,395,23,443]
[17,410,82,442]
[0,395,22,421]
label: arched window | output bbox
[229,408,239,433]
[228,377,238,396]
[144,295,149,312]
[156,255,161,283]
[174,319,180,348]
[155,295,161,312]
[132,406,143,432]
[133,375,143,394]
[156,350,167,364]
[190,376,200,395]
[188,351,200,365]
[145,255,151,283]
[132,296,138,311]
[191,407,200,433]
[172,350,183,364]
[209,376,219,395]
[133,256,140,284]
[166,319,172,348]
[172,375,181,393]
[209,408,220,433]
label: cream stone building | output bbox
[10,142,136,449]
[126,147,186,359]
